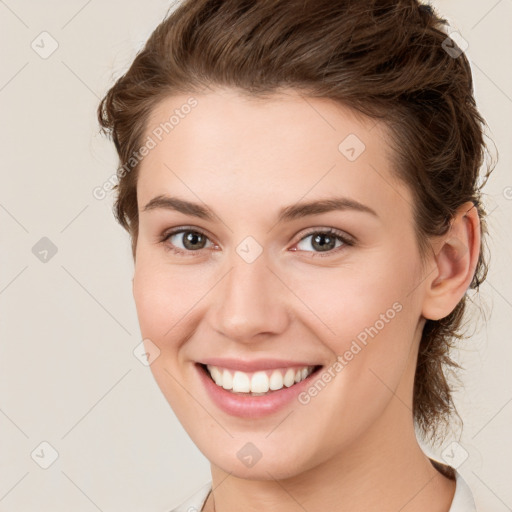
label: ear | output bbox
[421,201,481,321]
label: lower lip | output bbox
[195,363,323,419]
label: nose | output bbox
[209,255,290,343]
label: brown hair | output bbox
[98,0,493,444]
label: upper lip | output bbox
[197,358,323,372]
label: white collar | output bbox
[449,470,477,512]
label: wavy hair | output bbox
[98,0,494,445]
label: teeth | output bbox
[221,369,233,390]
[284,368,296,387]
[205,364,316,394]
[251,371,269,393]
[232,371,250,392]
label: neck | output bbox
[205,426,455,512]
[203,352,456,512]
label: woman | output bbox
[98,0,492,510]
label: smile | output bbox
[204,364,318,395]
[196,362,324,418]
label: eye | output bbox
[160,228,215,255]
[160,226,354,258]
[292,228,354,257]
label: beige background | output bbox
[1,1,511,510]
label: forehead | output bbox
[137,88,412,223]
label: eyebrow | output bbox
[142,194,378,222]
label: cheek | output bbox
[132,256,202,411]
[132,255,189,348]
[293,254,418,345]
[132,250,218,365]
[290,249,422,390]
[286,263,421,442]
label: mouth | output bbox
[197,362,324,397]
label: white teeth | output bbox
[221,369,233,390]
[232,371,250,392]
[210,366,222,385]
[284,368,296,387]
[269,370,283,390]
[251,371,270,393]
[205,364,316,394]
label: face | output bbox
[133,87,429,479]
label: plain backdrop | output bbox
[1,1,511,510]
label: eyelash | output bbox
[159,226,355,258]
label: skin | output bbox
[132,87,480,512]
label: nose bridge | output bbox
[211,251,289,342]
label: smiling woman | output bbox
[97,1,493,511]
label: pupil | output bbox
[184,231,205,250]
[313,233,335,252]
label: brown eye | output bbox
[294,228,354,257]
[162,229,213,254]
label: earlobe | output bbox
[421,201,480,321]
